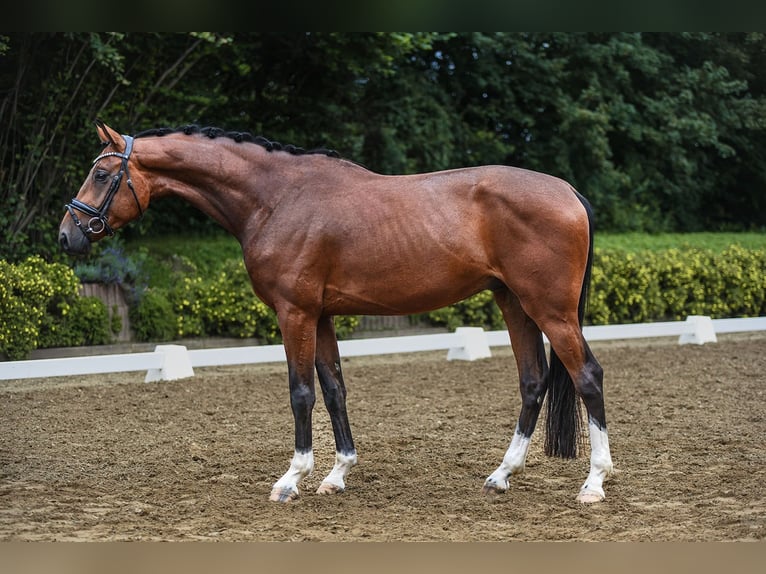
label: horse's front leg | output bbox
[314,315,357,495]
[269,307,318,503]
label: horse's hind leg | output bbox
[572,341,613,503]
[483,287,549,495]
[314,315,358,494]
[541,319,614,503]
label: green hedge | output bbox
[0,256,120,360]
[3,246,764,360]
[130,259,359,343]
[588,245,766,325]
[425,245,766,330]
[134,245,766,337]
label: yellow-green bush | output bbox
[426,246,766,329]
[0,256,119,360]
[6,246,762,358]
[169,259,280,342]
[424,290,506,331]
[163,259,359,342]
[588,246,766,324]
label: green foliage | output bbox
[424,290,506,331]
[168,259,279,341]
[3,33,766,264]
[123,233,241,289]
[5,238,761,357]
[0,256,118,360]
[333,315,361,340]
[38,296,122,349]
[586,246,766,324]
[588,251,665,325]
[73,244,149,304]
[126,257,359,343]
[422,246,766,330]
[128,288,176,342]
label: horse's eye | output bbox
[94,170,110,184]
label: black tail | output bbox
[543,191,593,459]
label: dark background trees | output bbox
[2,32,764,262]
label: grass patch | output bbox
[596,232,766,252]
[123,233,241,288]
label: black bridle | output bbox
[65,134,143,239]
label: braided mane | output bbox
[134,124,340,158]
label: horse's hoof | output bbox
[316,482,344,495]
[576,490,605,504]
[269,487,299,503]
[482,484,506,498]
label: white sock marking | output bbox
[485,426,531,491]
[321,451,358,491]
[579,419,614,499]
[272,450,314,494]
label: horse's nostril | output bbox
[59,232,69,251]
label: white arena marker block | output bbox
[447,327,492,361]
[678,315,717,345]
[145,345,195,382]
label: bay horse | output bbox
[59,120,613,504]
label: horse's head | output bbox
[59,120,147,255]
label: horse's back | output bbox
[308,163,590,316]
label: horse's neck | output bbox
[140,136,279,238]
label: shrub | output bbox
[129,288,177,342]
[39,296,121,348]
[424,246,766,329]
[588,250,665,324]
[0,256,119,359]
[588,246,766,325]
[169,259,282,342]
[424,290,505,331]
[153,259,360,343]
[73,244,149,305]
[333,314,360,339]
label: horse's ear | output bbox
[94,119,121,148]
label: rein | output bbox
[65,135,143,239]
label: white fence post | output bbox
[144,345,194,382]
[678,315,717,345]
[446,327,492,361]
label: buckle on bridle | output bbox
[65,201,114,237]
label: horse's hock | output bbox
[79,283,131,342]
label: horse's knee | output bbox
[578,358,603,397]
[289,381,316,413]
[519,375,546,410]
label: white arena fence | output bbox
[1,315,765,383]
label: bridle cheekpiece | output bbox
[65,134,143,239]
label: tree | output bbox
[2,32,765,263]
[0,32,231,261]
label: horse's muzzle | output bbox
[59,228,91,256]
